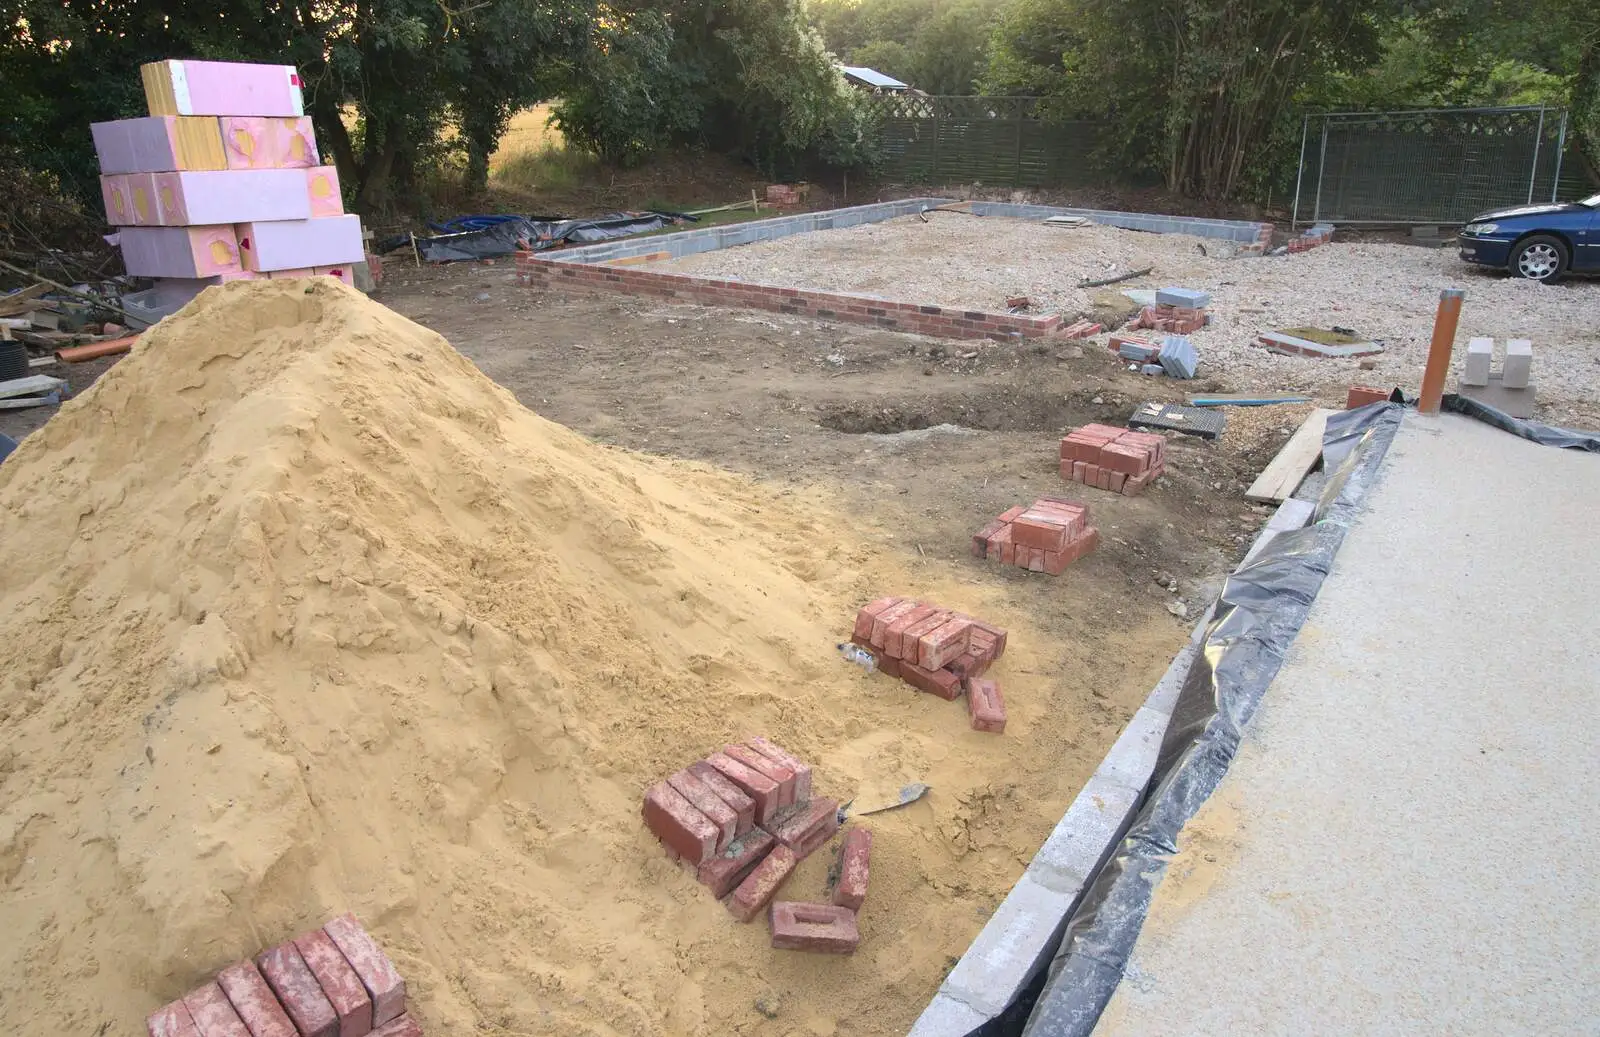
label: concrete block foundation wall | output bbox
[515,197,1278,338]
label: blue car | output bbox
[1457,192,1600,282]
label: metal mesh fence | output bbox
[860,95,1124,188]
[1293,106,1587,226]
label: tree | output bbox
[812,0,1003,95]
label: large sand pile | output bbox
[0,279,1127,1036]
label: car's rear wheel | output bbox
[1510,234,1569,283]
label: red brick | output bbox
[1097,467,1112,490]
[1042,550,1066,576]
[320,915,406,1030]
[898,610,950,659]
[832,828,872,911]
[918,617,973,671]
[997,505,1027,523]
[216,960,298,1037]
[729,844,798,921]
[1012,512,1069,552]
[1067,460,1085,483]
[876,653,903,678]
[763,797,840,859]
[1346,385,1388,409]
[883,604,939,660]
[1074,529,1101,560]
[972,519,1005,557]
[1025,548,1046,573]
[705,752,781,825]
[642,780,719,863]
[1100,442,1149,476]
[257,942,339,1037]
[370,1016,422,1037]
[687,761,756,835]
[149,1002,205,1037]
[1123,468,1159,496]
[851,597,902,642]
[1082,463,1101,486]
[669,768,739,851]
[967,678,1007,734]
[722,744,797,809]
[970,620,1007,657]
[947,651,990,680]
[985,524,1013,563]
[1107,471,1127,493]
[869,599,920,650]
[746,737,814,802]
[770,902,860,954]
[294,927,374,1037]
[901,661,962,700]
[698,828,777,898]
[182,983,251,1037]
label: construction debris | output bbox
[1245,408,1337,503]
[1060,423,1168,493]
[1456,336,1536,418]
[972,498,1099,576]
[1126,291,1210,335]
[1079,266,1153,288]
[1256,327,1384,359]
[1127,401,1227,440]
[1058,318,1104,339]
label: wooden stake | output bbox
[1418,288,1465,415]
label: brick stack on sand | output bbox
[849,599,1008,732]
[1059,423,1167,496]
[146,913,418,1037]
[642,739,876,952]
[972,497,1099,576]
[93,59,364,313]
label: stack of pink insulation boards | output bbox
[93,59,362,300]
[145,913,420,1037]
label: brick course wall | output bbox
[515,251,1064,341]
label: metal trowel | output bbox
[837,782,930,822]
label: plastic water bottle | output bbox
[837,643,876,674]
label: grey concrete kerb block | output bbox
[908,495,1318,1037]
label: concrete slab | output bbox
[1094,413,1600,1037]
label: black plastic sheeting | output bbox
[1442,393,1600,453]
[1019,402,1405,1037]
[385,211,695,262]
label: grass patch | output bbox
[493,142,600,194]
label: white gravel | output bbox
[656,215,1600,426]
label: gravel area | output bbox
[656,214,1600,426]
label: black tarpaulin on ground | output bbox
[393,211,696,262]
[1018,403,1404,1037]
[1442,393,1600,452]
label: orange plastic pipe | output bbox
[1417,288,1465,415]
[56,335,138,363]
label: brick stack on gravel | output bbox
[972,497,1099,576]
[850,598,1007,709]
[146,913,416,1037]
[1059,423,1167,496]
[1127,287,1210,335]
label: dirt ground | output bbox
[0,263,1310,1035]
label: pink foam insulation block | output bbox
[119,225,243,278]
[100,174,160,226]
[314,265,356,286]
[221,117,320,170]
[145,60,305,117]
[92,117,217,174]
[306,166,344,217]
[235,215,363,272]
[152,169,312,225]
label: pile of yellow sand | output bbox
[0,280,1095,1036]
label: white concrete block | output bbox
[1463,337,1493,387]
[1502,338,1533,389]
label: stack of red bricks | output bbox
[972,497,1099,577]
[1057,318,1104,339]
[1127,303,1207,335]
[849,599,1008,733]
[147,913,416,1037]
[765,184,802,207]
[1059,423,1166,496]
[643,738,876,952]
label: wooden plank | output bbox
[0,374,68,400]
[28,355,58,369]
[0,283,50,317]
[1245,408,1336,504]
